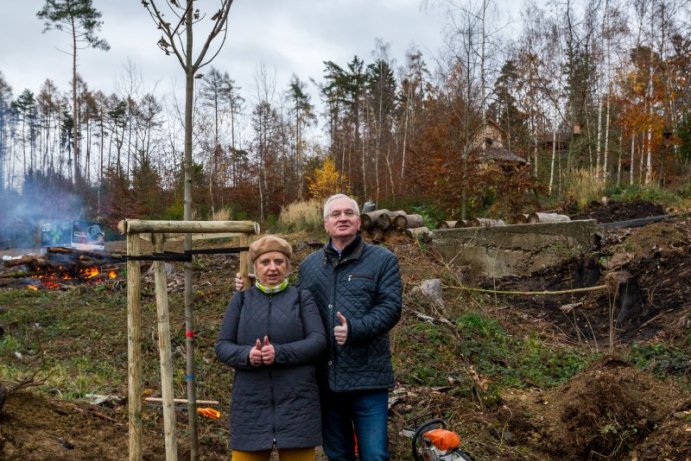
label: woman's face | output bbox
[254,251,290,286]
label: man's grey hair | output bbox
[323,194,360,219]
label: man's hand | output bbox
[334,312,348,346]
[249,338,262,367]
[235,272,255,291]
[261,336,275,365]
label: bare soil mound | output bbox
[570,199,667,222]
[503,356,690,460]
[0,391,227,460]
[486,219,691,346]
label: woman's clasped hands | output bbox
[249,336,274,367]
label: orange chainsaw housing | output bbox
[423,428,461,451]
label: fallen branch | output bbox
[7,371,43,393]
[70,402,121,424]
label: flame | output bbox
[43,280,60,289]
[24,265,119,291]
[82,267,100,278]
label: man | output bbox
[237,193,402,461]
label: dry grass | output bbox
[277,199,323,232]
[566,169,606,209]
[211,208,231,221]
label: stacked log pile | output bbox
[437,212,571,229]
[362,210,573,242]
[360,209,428,242]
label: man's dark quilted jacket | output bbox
[215,287,326,451]
[298,234,402,392]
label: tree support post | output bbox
[153,233,179,461]
[122,219,259,461]
[127,233,142,461]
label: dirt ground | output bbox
[1,200,690,460]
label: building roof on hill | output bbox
[483,146,529,164]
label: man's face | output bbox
[323,198,360,240]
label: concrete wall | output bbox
[431,220,597,278]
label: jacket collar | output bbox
[323,233,364,266]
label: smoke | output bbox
[0,181,87,249]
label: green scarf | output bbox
[255,278,289,294]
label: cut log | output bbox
[378,210,406,230]
[454,220,468,228]
[528,212,571,223]
[511,214,530,224]
[395,213,424,230]
[370,227,385,243]
[436,220,457,229]
[3,255,44,267]
[467,218,506,228]
[405,226,431,240]
[384,228,405,243]
[360,209,390,230]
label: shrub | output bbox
[607,183,687,209]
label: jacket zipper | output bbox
[268,295,276,443]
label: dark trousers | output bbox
[321,389,389,461]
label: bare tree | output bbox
[141,1,235,460]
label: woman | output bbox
[216,235,326,461]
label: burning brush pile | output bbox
[1,247,124,290]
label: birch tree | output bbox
[0,74,12,193]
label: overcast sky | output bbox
[0,1,465,103]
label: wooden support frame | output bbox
[122,219,259,461]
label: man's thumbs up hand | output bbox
[334,312,348,346]
[261,335,275,365]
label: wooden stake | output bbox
[145,397,220,405]
[127,234,142,461]
[152,233,178,461]
[239,234,251,290]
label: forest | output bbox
[0,0,689,233]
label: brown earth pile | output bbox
[503,356,690,460]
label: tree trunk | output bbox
[182,4,199,458]
[71,19,80,186]
[549,124,557,195]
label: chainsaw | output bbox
[411,419,474,461]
